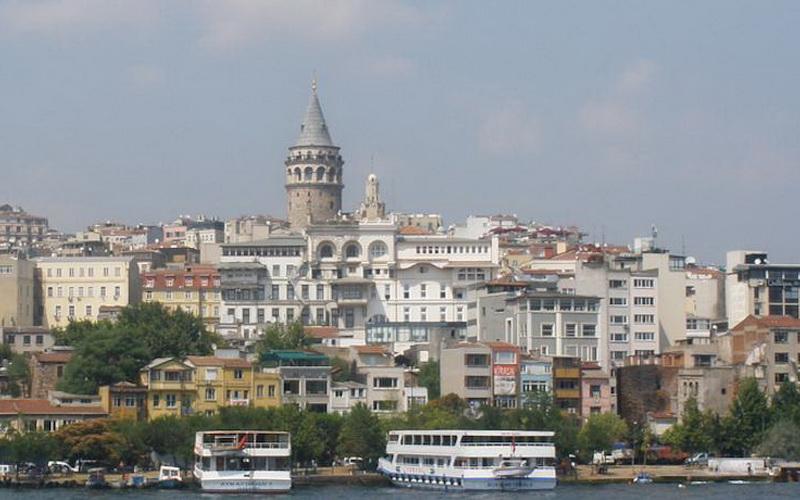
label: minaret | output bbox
[359,173,386,221]
[285,79,344,230]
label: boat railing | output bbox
[459,442,553,447]
[202,442,289,450]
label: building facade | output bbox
[35,256,140,328]
[0,254,34,327]
[141,265,221,330]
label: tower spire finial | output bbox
[311,70,317,94]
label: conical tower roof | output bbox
[294,80,334,148]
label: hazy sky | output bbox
[1,1,798,264]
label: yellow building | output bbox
[35,256,140,328]
[141,265,220,331]
[140,356,280,420]
[140,357,197,420]
[0,254,35,327]
[98,382,148,420]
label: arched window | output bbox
[294,167,302,181]
[344,242,360,259]
[304,167,313,181]
[319,243,334,259]
[327,167,336,182]
[316,166,325,181]
[369,241,388,259]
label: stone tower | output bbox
[285,80,344,230]
[358,173,386,221]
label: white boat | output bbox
[193,430,291,493]
[157,465,182,489]
[377,430,557,491]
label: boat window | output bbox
[388,434,399,443]
[413,435,422,445]
[423,435,431,446]
[432,435,441,446]
[422,457,435,466]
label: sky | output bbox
[0,1,798,265]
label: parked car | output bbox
[592,451,615,465]
[685,452,709,467]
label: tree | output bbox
[771,381,800,425]
[0,344,29,397]
[331,357,355,382]
[7,432,59,471]
[725,377,770,455]
[55,419,128,465]
[256,322,310,355]
[116,302,218,358]
[338,404,385,469]
[755,419,800,461]
[417,361,440,400]
[57,327,151,393]
[577,413,628,461]
[662,397,714,453]
[292,412,326,466]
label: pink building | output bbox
[581,363,613,418]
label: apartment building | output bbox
[520,355,552,404]
[329,381,367,414]
[0,398,106,433]
[0,204,48,250]
[724,315,800,396]
[552,356,582,415]
[141,265,221,329]
[139,355,281,420]
[475,289,603,368]
[98,382,148,420]
[440,343,492,407]
[35,256,140,328]
[0,254,34,327]
[726,250,800,326]
[260,350,331,412]
[0,326,54,354]
[581,364,613,417]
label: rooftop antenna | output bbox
[681,234,686,257]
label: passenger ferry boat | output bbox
[378,430,556,491]
[193,430,291,492]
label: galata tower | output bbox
[285,80,344,230]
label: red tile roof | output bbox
[33,352,72,364]
[186,356,252,369]
[482,341,520,352]
[353,345,390,355]
[0,399,107,416]
[731,315,800,331]
[305,326,340,339]
[398,226,431,235]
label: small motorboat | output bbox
[632,472,653,484]
[86,467,108,488]
[493,458,533,478]
[158,465,182,489]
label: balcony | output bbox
[554,388,580,399]
[554,368,580,378]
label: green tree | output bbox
[7,432,59,470]
[577,413,628,461]
[116,302,217,358]
[338,404,386,469]
[725,377,770,455]
[331,357,355,382]
[0,344,29,397]
[662,397,714,453]
[417,361,440,400]
[292,412,326,466]
[755,419,800,461]
[771,381,800,425]
[256,322,310,355]
[143,415,196,464]
[57,327,151,393]
[54,419,128,465]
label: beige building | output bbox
[35,256,140,328]
[440,343,493,407]
[0,254,35,327]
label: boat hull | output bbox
[378,462,556,491]
[194,470,291,493]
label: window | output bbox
[775,352,790,364]
[234,369,244,379]
[345,243,360,258]
[582,324,596,337]
[114,286,121,297]
[456,306,464,321]
[384,284,391,300]
[440,285,446,299]
[612,350,627,361]
[152,394,160,407]
[403,307,410,322]
[610,315,628,325]
[166,394,177,408]
[420,307,427,321]
[774,330,789,344]
[611,332,628,342]
[287,285,294,300]
[373,377,398,388]
[272,265,281,277]
[85,305,93,316]
[635,331,655,341]
[47,287,53,297]
[609,279,626,289]
[403,284,410,299]
[440,307,447,321]
[634,296,655,306]
[634,278,654,288]
[301,285,309,300]
[609,297,626,306]
[565,323,576,337]
[205,388,216,401]
[634,314,655,325]
[369,241,387,259]
[420,284,427,298]
[271,285,280,300]
[541,324,554,336]
[316,284,324,300]
[494,351,516,364]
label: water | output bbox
[0,483,797,499]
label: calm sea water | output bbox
[0,483,798,499]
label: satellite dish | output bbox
[754,258,762,265]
